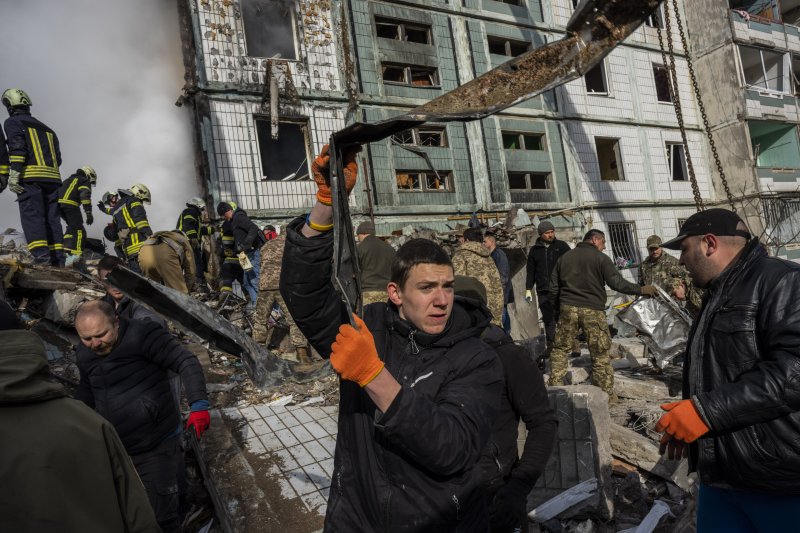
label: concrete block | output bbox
[611,337,647,360]
[529,386,613,520]
[609,423,692,492]
[42,287,105,326]
[565,367,590,384]
[614,374,677,402]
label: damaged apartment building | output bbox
[178,0,728,278]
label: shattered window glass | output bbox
[410,67,438,87]
[418,128,446,147]
[241,0,297,59]
[397,171,452,192]
[382,64,407,84]
[376,19,401,39]
[391,129,415,145]
[396,172,420,190]
[425,172,450,191]
[375,17,431,44]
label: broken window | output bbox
[666,142,688,181]
[748,121,800,168]
[374,17,432,44]
[502,131,546,150]
[487,35,530,57]
[391,126,448,147]
[382,63,439,87]
[739,46,789,93]
[653,65,673,102]
[608,222,641,268]
[595,137,625,181]
[730,0,780,22]
[240,0,297,59]
[793,55,800,96]
[585,62,608,94]
[507,172,550,190]
[396,171,452,192]
[254,119,309,181]
[645,5,664,28]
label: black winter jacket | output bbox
[525,238,571,293]
[685,239,800,493]
[280,217,504,532]
[479,325,557,491]
[75,318,208,455]
[231,208,266,253]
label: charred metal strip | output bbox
[329,0,663,316]
[105,265,293,388]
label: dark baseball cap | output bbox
[661,208,751,250]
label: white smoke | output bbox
[0,0,197,243]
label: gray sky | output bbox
[0,0,197,241]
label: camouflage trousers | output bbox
[548,305,614,396]
[362,290,387,307]
[252,290,306,349]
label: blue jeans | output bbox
[698,484,800,532]
[242,248,260,307]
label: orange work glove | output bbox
[311,144,360,206]
[330,314,385,387]
[655,400,710,443]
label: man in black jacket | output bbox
[216,201,266,312]
[280,145,503,532]
[74,300,210,533]
[525,221,571,346]
[656,209,800,531]
[455,276,557,533]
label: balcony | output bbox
[730,1,800,51]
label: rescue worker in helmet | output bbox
[177,196,215,292]
[112,183,152,272]
[217,201,244,304]
[97,191,124,258]
[1,89,65,266]
[58,166,97,267]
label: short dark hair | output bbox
[583,229,605,242]
[75,300,116,325]
[463,227,483,243]
[390,239,452,289]
[97,255,122,273]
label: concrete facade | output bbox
[179,0,719,275]
[685,0,800,258]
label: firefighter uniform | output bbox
[177,204,213,286]
[111,192,152,270]
[138,231,196,294]
[3,109,64,265]
[0,127,8,188]
[219,218,243,295]
[58,171,93,256]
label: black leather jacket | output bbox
[686,239,800,493]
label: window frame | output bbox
[607,222,641,269]
[595,137,625,182]
[501,130,547,151]
[506,171,552,191]
[585,61,609,95]
[381,63,440,88]
[738,45,790,94]
[666,142,689,182]
[395,170,454,192]
[487,35,531,58]
[374,16,432,45]
[391,126,449,147]
[653,64,673,103]
[253,118,311,181]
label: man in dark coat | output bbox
[657,209,800,531]
[0,302,160,533]
[280,145,503,531]
[74,300,210,533]
[216,201,266,312]
[356,219,395,305]
[525,221,571,346]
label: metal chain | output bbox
[670,0,736,210]
[656,1,705,211]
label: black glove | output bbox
[96,201,105,212]
[0,174,7,193]
[489,478,530,531]
[85,211,94,225]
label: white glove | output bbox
[525,289,533,303]
[8,170,23,195]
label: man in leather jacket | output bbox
[657,208,800,531]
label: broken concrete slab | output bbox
[565,367,590,384]
[611,337,647,360]
[530,386,613,520]
[609,423,692,492]
[613,374,677,402]
[197,402,338,532]
[10,263,83,290]
[42,287,105,326]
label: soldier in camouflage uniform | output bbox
[451,227,505,326]
[640,234,703,316]
[253,228,308,360]
[549,229,657,397]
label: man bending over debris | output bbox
[0,301,160,533]
[657,209,800,532]
[74,300,210,533]
[280,145,503,531]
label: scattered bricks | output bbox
[609,423,692,492]
[613,374,677,402]
[529,386,614,520]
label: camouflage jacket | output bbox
[258,234,285,291]
[639,252,703,314]
[452,241,504,326]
